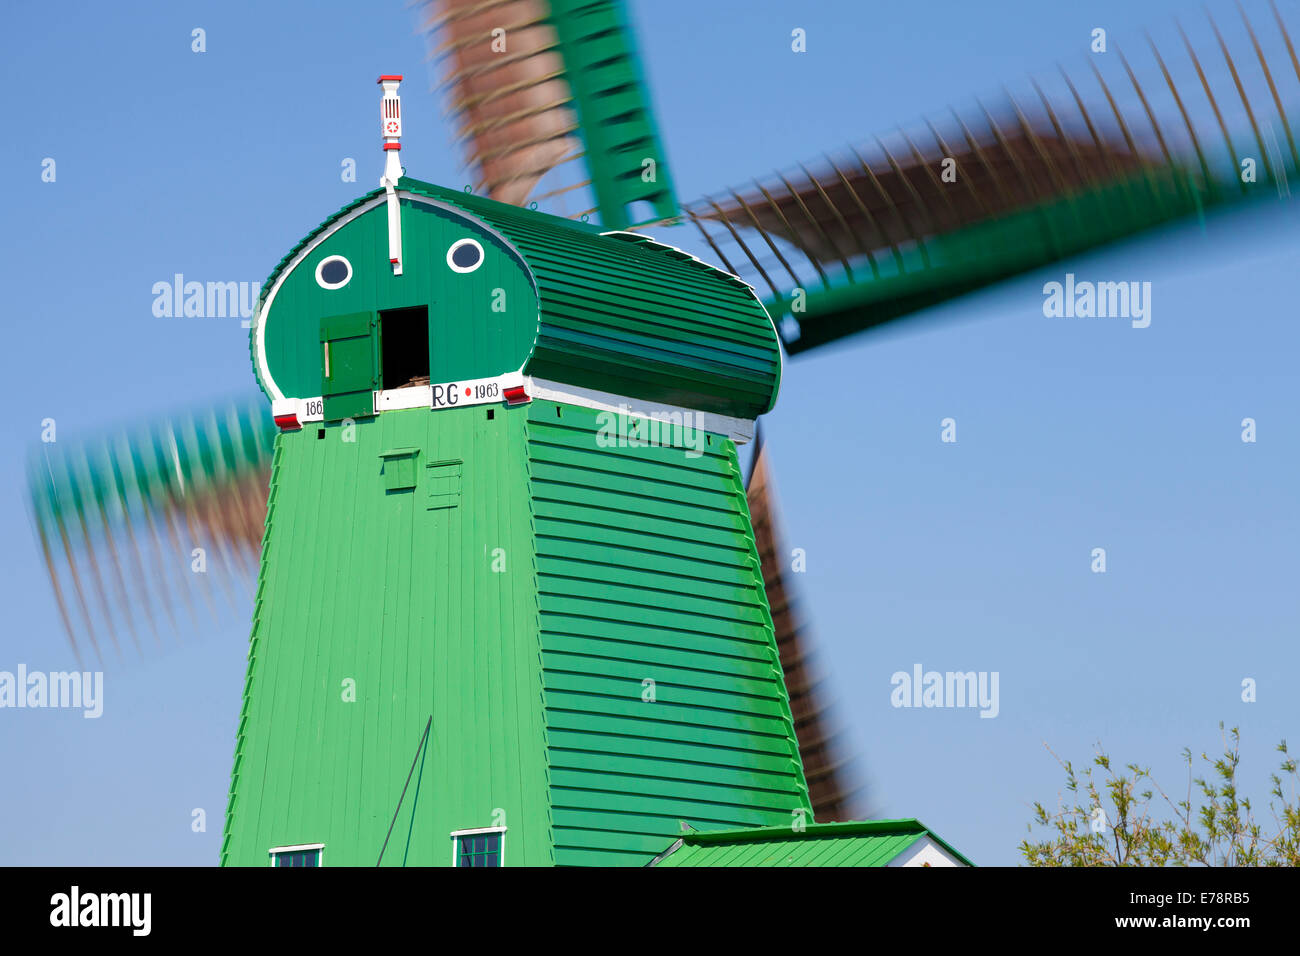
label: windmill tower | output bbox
[221,76,825,867]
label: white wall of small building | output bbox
[887,835,966,867]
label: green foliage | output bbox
[1022,723,1300,866]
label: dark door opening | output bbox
[380,306,430,389]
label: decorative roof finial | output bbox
[378,75,404,275]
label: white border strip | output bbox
[376,385,431,411]
[272,396,325,424]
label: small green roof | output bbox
[648,819,974,867]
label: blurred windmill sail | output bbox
[417,0,678,228]
[28,398,274,664]
[746,429,863,821]
[681,3,1300,354]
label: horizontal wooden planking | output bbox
[544,647,781,687]
[530,442,735,478]
[546,845,659,867]
[551,808,749,836]
[550,786,800,822]
[529,332,775,404]
[533,511,749,554]
[543,671,793,719]
[528,462,738,505]
[543,689,792,737]
[537,592,772,637]
[530,455,739,501]
[553,827,689,855]
[534,520,753,568]
[539,616,776,662]
[398,180,782,419]
[530,400,809,866]
[545,709,796,756]
[531,484,751,535]
[539,602,775,650]
[547,750,803,796]
[534,305,777,371]
[528,422,736,473]
[536,542,759,590]
[536,561,766,616]
[546,730,800,773]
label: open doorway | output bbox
[380,306,429,389]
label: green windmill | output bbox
[27,0,1299,867]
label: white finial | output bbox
[378,75,403,185]
[378,75,404,275]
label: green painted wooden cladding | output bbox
[222,403,551,866]
[259,198,540,402]
[253,180,780,420]
[404,179,780,418]
[222,399,808,866]
[527,402,810,865]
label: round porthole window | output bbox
[315,255,352,289]
[446,238,484,273]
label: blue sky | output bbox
[0,0,1296,865]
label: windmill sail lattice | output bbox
[746,430,862,821]
[418,0,678,228]
[29,399,273,663]
[683,4,1300,354]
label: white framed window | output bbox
[269,842,324,867]
[315,255,352,289]
[446,238,484,274]
[450,826,505,867]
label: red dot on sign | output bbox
[464,388,471,396]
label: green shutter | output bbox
[320,312,378,422]
[426,459,462,510]
[380,448,420,492]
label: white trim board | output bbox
[375,384,431,411]
[274,379,758,443]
